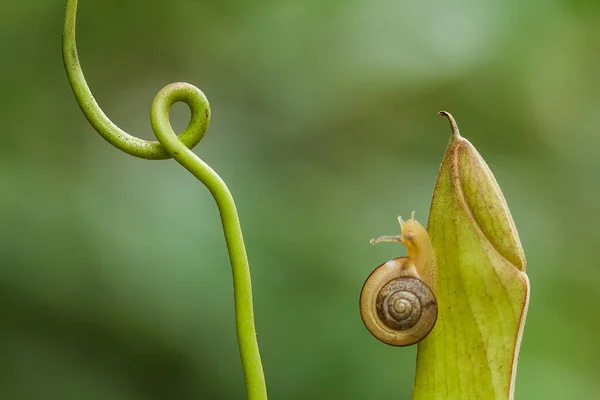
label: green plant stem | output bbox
[62,0,209,159]
[62,1,268,398]
[151,87,267,399]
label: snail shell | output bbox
[360,214,438,346]
[360,257,437,346]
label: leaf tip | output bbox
[438,111,461,138]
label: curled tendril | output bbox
[62,1,267,399]
[63,0,209,159]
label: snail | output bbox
[360,212,438,346]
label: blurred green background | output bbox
[1,0,599,399]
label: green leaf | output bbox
[413,112,530,400]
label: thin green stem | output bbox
[151,86,267,400]
[62,1,268,399]
[62,0,209,159]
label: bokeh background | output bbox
[1,0,599,399]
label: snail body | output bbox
[360,214,438,346]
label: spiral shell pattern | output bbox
[360,258,437,346]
